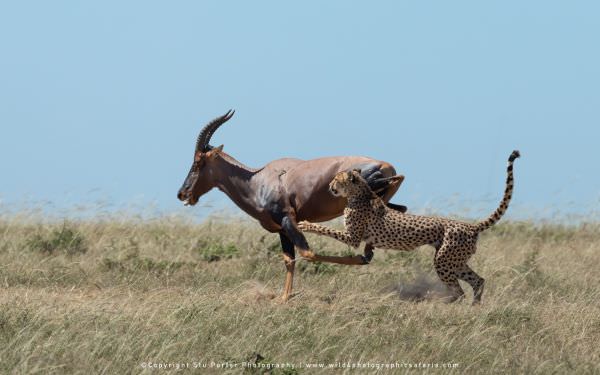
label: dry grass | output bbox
[1,213,600,374]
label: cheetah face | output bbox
[329,170,365,197]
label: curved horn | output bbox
[195,110,235,152]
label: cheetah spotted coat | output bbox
[299,150,520,304]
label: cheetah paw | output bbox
[297,221,311,231]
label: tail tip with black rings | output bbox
[509,150,521,162]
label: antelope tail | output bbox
[476,150,520,232]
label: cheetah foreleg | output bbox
[297,221,363,248]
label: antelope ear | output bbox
[206,145,224,158]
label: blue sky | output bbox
[0,1,598,220]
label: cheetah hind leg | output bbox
[434,249,465,303]
[441,278,465,303]
[457,265,485,305]
[434,265,465,302]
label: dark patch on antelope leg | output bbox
[279,232,295,258]
[281,216,309,250]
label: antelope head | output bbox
[177,110,234,206]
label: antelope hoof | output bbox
[361,248,374,264]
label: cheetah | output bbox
[298,150,521,304]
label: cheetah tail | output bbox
[476,150,520,232]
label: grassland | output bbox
[0,213,599,374]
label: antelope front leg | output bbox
[279,233,295,302]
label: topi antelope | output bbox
[177,110,407,301]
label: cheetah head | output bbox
[329,169,368,197]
